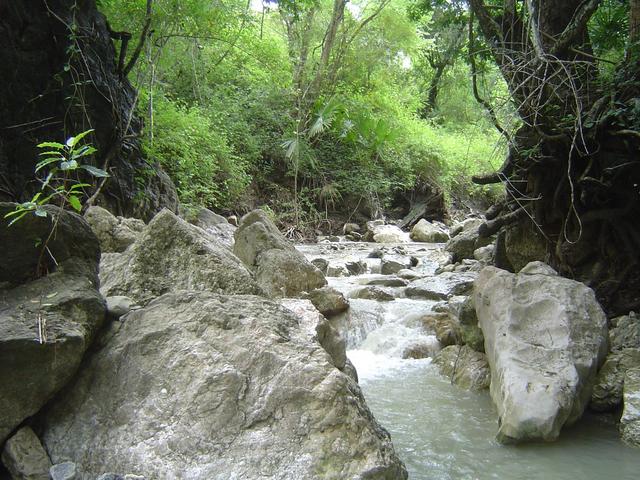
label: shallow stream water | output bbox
[298,241,640,480]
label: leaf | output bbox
[72,146,97,159]
[34,207,48,217]
[281,138,299,160]
[81,165,110,177]
[67,129,94,148]
[37,141,64,149]
[60,160,78,171]
[68,195,82,212]
[7,211,29,226]
[69,183,92,191]
[36,157,62,172]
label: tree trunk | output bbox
[421,64,446,118]
[631,0,640,43]
[469,0,640,315]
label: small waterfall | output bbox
[297,239,640,480]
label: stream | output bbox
[297,240,640,480]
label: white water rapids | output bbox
[297,241,640,480]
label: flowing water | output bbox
[298,241,640,480]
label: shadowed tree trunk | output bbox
[469,0,640,315]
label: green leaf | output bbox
[60,160,78,171]
[7,211,29,226]
[69,183,92,191]
[66,129,94,148]
[68,195,82,212]
[36,157,62,172]
[34,207,48,217]
[37,141,64,149]
[72,146,97,159]
[81,165,109,177]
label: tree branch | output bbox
[552,0,602,55]
[122,0,153,78]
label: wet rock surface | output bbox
[40,292,407,480]
[234,210,326,298]
[474,263,608,443]
[100,209,260,305]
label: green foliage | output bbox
[4,130,107,225]
[141,95,249,209]
[99,0,505,221]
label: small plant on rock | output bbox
[4,129,108,225]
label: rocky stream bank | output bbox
[1,204,639,479]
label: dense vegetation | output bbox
[98,0,507,231]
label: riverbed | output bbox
[298,241,640,480]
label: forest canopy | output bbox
[97,0,510,228]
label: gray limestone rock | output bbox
[380,259,406,275]
[405,272,476,301]
[410,219,449,243]
[40,292,407,479]
[474,264,608,443]
[233,210,326,298]
[281,298,347,370]
[84,206,144,254]
[310,258,329,275]
[458,296,484,353]
[352,287,395,302]
[445,220,492,262]
[591,348,640,412]
[304,286,350,318]
[621,367,640,448]
[50,462,77,480]
[105,296,135,319]
[180,206,237,250]
[609,312,640,352]
[100,209,261,305]
[0,204,105,444]
[433,345,491,391]
[1,427,51,480]
[421,313,460,347]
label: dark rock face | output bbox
[0,1,178,220]
[0,203,100,286]
[0,204,106,444]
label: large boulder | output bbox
[445,219,492,262]
[280,298,347,370]
[0,203,99,286]
[234,210,326,298]
[433,345,491,391]
[474,263,608,443]
[405,272,476,301]
[180,206,236,250]
[40,292,407,479]
[421,313,460,347]
[84,206,145,253]
[0,204,105,444]
[100,209,260,305]
[591,312,640,411]
[410,219,449,243]
[371,225,410,244]
[591,349,640,412]
[621,367,640,448]
[458,296,484,352]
